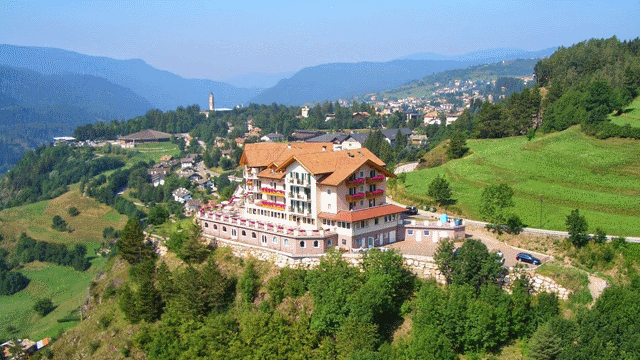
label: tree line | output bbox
[0,144,125,210]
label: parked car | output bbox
[405,206,418,215]
[516,252,541,265]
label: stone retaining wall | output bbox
[205,235,569,299]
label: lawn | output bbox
[0,189,127,244]
[404,126,640,236]
[0,254,107,341]
[129,142,181,164]
[0,190,127,341]
[609,96,640,128]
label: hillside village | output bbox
[0,36,639,360]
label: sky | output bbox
[1,0,638,81]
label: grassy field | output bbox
[129,142,181,164]
[610,96,640,128]
[0,189,127,340]
[404,126,640,236]
[0,187,127,244]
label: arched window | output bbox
[313,240,320,248]
[222,226,227,232]
[204,223,209,228]
[213,224,218,230]
[299,241,306,248]
[252,232,257,238]
[272,237,278,244]
[242,230,246,237]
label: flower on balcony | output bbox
[370,189,384,195]
[351,178,365,183]
[351,192,365,198]
[370,175,385,181]
[260,200,286,209]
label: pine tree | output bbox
[136,279,162,323]
[428,175,453,206]
[117,218,155,265]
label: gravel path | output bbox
[588,275,608,300]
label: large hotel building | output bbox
[198,142,464,256]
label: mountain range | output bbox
[0,44,261,111]
[0,43,556,173]
[250,47,556,105]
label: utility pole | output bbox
[539,195,543,228]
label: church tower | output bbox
[209,92,214,111]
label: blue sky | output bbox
[1,0,638,81]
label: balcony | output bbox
[366,189,384,199]
[346,192,366,202]
[261,187,286,197]
[366,175,385,184]
[346,178,365,187]
[258,200,286,211]
[289,192,310,201]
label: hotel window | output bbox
[360,200,364,206]
[205,223,209,228]
[313,240,319,248]
[370,170,375,177]
[346,223,351,229]
[252,232,257,238]
[342,239,347,245]
[374,217,379,225]
[232,229,237,236]
[299,241,306,248]
[284,239,289,246]
[360,171,363,178]
[408,230,414,235]
[214,224,218,230]
[273,237,278,244]
[261,235,267,244]
[369,199,376,207]
[328,204,331,210]
[242,230,246,236]
[360,220,365,228]
[424,230,430,236]
[328,239,332,246]
[222,226,227,232]
[327,189,331,195]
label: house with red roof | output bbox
[198,142,464,256]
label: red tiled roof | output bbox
[318,204,406,222]
[239,142,334,167]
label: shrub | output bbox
[68,207,80,217]
[33,298,55,317]
[51,215,69,232]
[89,340,101,354]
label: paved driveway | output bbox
[386,223,550,269]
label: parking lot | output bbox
[385,224,552,269]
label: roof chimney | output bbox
[322,146,326,151]
[287,144,291,149]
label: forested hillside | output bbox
[383,58,540,99]
[0,65,153,173]
[535,37,640,137]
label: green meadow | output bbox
[609,96,640,128]
[0,189,126,340]
[129,141,181,164]
[405,126,640,236]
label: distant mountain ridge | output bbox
[397,47,557,61]
[251,47,557,105]
[0,65,154,173]
[0,44,261,110]
[224,71,296,89]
